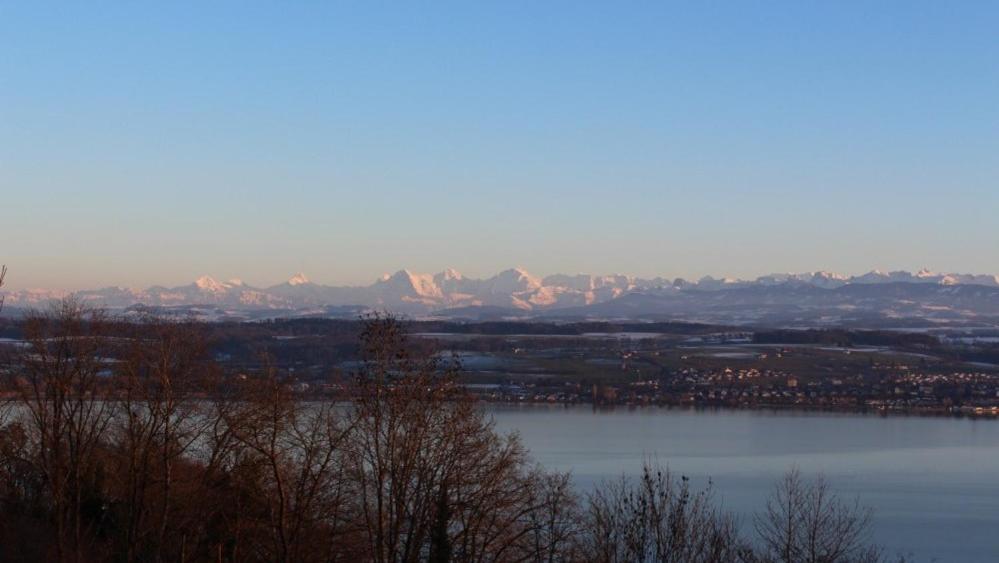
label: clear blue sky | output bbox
[2,2,997,290]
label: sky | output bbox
[2,2,998,290]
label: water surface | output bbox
[488,405,999,562]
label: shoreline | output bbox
[475,397,999,419]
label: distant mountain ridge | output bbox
[4,268,999,320]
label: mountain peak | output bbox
[496,266,537,279]
[382,269,416,283]
[438,267,463,281]
[812,270,845,279]
[488,267,542,292]
[376,269,442,299]
[288,273,311,286]
[194,276,227,292]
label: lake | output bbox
[487,405,999,562]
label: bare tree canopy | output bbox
[582,461,752,563]
[754,467,883,563]
[0,264,7,313]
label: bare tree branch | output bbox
[0,264,7,313]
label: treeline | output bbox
[0,301,901,562]
[753,329,939,350]
[412,321,724,336]
[951,344,999,365]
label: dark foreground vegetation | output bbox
[0,299,905,562]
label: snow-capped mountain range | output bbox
[3,268,999,317]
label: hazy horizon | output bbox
[4,2,998,290]
[5,263,999,293]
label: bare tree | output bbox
[0,264,9,446]
[109,318,214,562]
[754,467,882,563]
[223,364,354,563]
[12,299,116,562]
[0,264,7,313]
[582,460,751,563]
[347,314,557,563]
[523,470,583,563]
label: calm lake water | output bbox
[487,405,999,562]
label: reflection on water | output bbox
[487,405,999,563]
